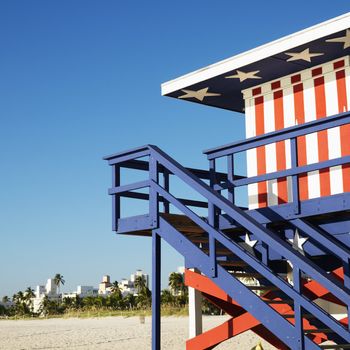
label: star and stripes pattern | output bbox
[175,30,350,210]
[176,29,350,103]
[243,56,350,209]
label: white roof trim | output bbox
[161,12,350,96]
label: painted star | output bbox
[178,87,221,102]
[245,233,258,248]
[226,70,262,82]
[285,48,323,62]
[326,29,350,49]
[288,229,308,255]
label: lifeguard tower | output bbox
[105,13,350,349]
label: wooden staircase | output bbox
[105,143,350,349]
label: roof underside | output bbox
[161,13,350,113]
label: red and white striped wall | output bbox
[242,56,350,209]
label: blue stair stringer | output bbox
[105,142,350,350]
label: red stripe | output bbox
[334,60,345,69]
[255,96,267,208]
[271,81,281,90]
[274,90,288,204]
[291,74,301,84]
[293,83,308,201]
[314,76,331,197]
[336,69,350,193]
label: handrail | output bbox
[106,144,350,342]
[212,155,350,188]
[204,110,350,159]
[203,110,350,216]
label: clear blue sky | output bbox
[1,1,349,297]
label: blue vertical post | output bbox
[152,231,161,350]
[290,138,300,215]
[293,265,304,350]
[112,165,120,231]
[149,155,159,228]
[209,159,217,277]
[344,259,350,331]
[227,154,235,204]
[163,169,170,213]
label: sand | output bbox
[0,315,277,349]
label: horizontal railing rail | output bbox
[204,110,350,159]
[203,110,350,216]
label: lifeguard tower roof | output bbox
[161,12,350,113]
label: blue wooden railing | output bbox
[105,149,350,348]
[204,110,350,215]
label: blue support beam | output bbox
[152,231,161,350]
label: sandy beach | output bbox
[0,315,277,349]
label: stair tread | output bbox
[246,285,278,291]
[266,299,294,305]
[319,345,350,349]
[304,328,333,334]
[283,313,315,319]
[231,272,262,278]
[218,260,247,267]
[160,213,205,234]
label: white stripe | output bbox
[245,100,259,208]
[245,99,256,138]
[264,93,275,133]
[345,67,350,111]
[303,79,320,199]
[283,87,295,202]
[264,93,278,206]
[325,71,343,195]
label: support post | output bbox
[344,259,350,331]
[290,138,300,215]
[293,266,304,350]
[152,231,161,350]
[188,278,202,338]
[163,169,170,213]
[149,156,159,228]
[227,154,235,204]
[208,160,218,277]
[112,165,120,231]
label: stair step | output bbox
[266,299,294,305]
[247,285,279,291]
[160,213,205,234]
[231,272,262,278]
[304,328,333,334]
[319,345,350,349]
[202,248,234,256]
[218,260,247,267]
[190,237,209,243]
[283,314,315,319]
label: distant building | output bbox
[98,275,112,295]
[118,269,149,296]
[63,285,97,299]
[32,278,61,313]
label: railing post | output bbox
[227,154,235,204]
[344,259,350,331]
[149,155,159,228]
[293,266,304,350]
[112,165,120,231]
[290,138,300,215]
[163,169,170,214]
[152,231,161,350]
[209,159,218,277]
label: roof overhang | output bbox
[161,12,350,113]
